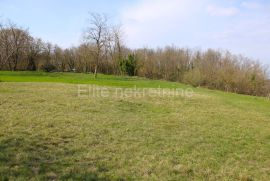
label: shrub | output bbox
[41,63,57,72]
[119,54,137,76]
[183,68,203,87]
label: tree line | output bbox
[0,14,269,96]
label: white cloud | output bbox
[209,9,270,64]
[119,0,270,65]
[207,5,239,17]
[120,0,204,47]
[241,1,263,10]
[122,0,196,22]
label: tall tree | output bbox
[0,22,15,70]
[26,38,43,71]
[84,13,109,78]
[8,22,30,71]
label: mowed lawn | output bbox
[0,72,270,180]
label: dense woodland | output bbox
[0,14,269,96]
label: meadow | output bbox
[0,71,270,180]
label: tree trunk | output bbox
[27,57,36,71]
[94,64,98,78]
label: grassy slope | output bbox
[0,71,270,180]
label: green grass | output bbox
[0,71,270,180]
[0,71,189,88]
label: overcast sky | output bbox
[0,0,269,66]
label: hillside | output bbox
[0,71,270,180]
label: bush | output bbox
[183,68,203,87]
[41,63,57,72]
[119,54,137,76]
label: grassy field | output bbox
[0,71,270,180]
[0,71,190,88]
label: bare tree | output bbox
[26,38,44,71]
[0,22,15,70]
[7,22,30,71]
[43,42,53,65]
[63,48,76,71]
[53,45,65,71]
[84,13,109,78]
[108,25,125,74]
